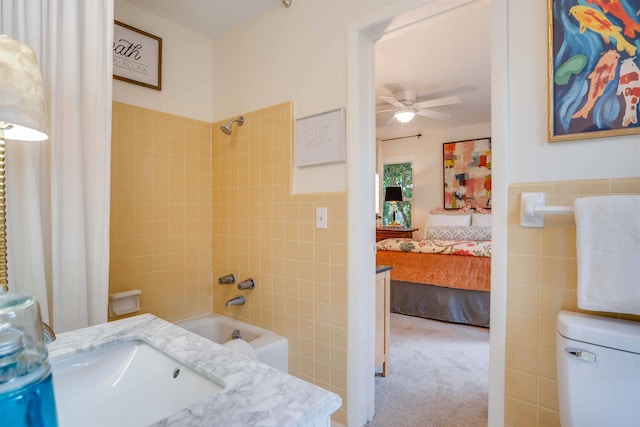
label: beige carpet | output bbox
[367,313,489,427]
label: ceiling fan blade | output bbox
[415,109,451,120]
[376,108,396,114]
[413,96,462,110]
[383,115,397,127]
[379,96,404,109]
[375,110,393,125]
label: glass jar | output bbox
[0,293,58,426]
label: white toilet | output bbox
[556,311,640,426]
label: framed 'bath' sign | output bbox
[113,21,162,91]
[548,0,640,141]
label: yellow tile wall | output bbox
[110,100,347,422]
[505,177,640,427]
[211,102,347,424]
[110,102,213,322]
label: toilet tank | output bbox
[556,311,640,427]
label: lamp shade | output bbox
[0,34,49,141]
[394,110,415,123]
[384,186,403,202]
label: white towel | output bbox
[575,195,640,315]
[223,338,257,360]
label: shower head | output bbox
[220,116,244,135]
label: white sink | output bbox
[51,340,224,427]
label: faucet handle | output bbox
[218,274,235,285]
[237,278,255,290]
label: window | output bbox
[382,162,413,227]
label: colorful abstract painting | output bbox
[443,138,491,210]
[549,0,640,141]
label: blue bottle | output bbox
[0,293,58,426]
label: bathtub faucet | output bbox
[226,295,245,308]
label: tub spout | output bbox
[226,295,245,308]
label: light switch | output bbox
[316,207,328,229]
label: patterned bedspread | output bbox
[376,238,491,257]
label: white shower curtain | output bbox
[0,0,113,332]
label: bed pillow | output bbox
[424,225,492,241]
[472,213,492,227]
[425,213,472,227]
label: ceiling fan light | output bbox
[394,110,415,123]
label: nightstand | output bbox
[376,227,419,242]
[375,265,392,377]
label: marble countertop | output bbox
[47,314,342,427]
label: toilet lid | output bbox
[557,311,640,354]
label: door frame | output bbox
[345,0,509,425]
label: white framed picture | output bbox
[295,108,345,167]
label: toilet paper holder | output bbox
[109,289,142,317]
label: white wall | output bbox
[508,0,640,183]
[114,1,214,122]
[381,122,490,229]
[209,1,397,194]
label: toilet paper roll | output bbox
[223,339,257,360]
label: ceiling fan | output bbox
[377,90,462,124]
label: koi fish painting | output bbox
[549,0,640,141]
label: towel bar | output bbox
[520,192,574,228]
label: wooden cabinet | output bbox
[376,227,419,242]
[375,266,391,377]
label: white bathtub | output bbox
[177,314,288,373]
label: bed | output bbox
[375,211,492,327]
